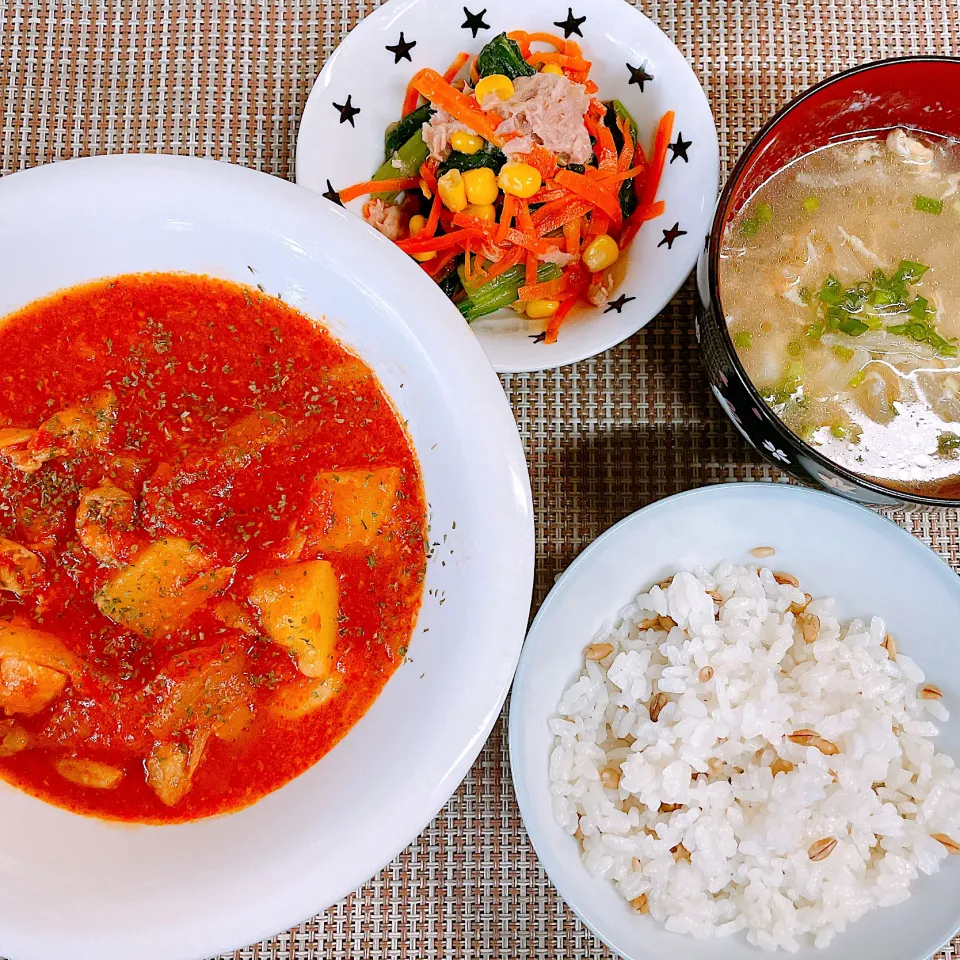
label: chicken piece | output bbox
[0,619,79,715]
[297,467,401,553]
[886,128,934,165]
[0,537,42,595]
[0,719,31,756]
[145,730,211,807]
[5,391,118,473]
[142,645,251,805]
[249,560,340,678]
[362,199,406,240]
[75,481,139,567]
[490,73,593,165]
[270,676,341,720]
[0,618,80,675]
[0,657,67,715]
[54,757,124,789]
[95,537,234,637]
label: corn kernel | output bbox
[497,162,542,199]
[450,130,485,155]
[408,214,436,261]
[462,167,499,205]
[474,74,515,103]
[541,63,564,76]
[525,299,560,320]
[437,169,468,213]
[510,300,527,314]
[465,202,497,221]
[581,234,621,272]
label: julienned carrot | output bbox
[535,199,592,237]
[619,200,666,251]
[555,169,622,225]
[341,176,420,203]
[518,276,565,301]
[410,68,504,145]
[397,227,484,254]
[443,52,470,84]
[598,163,647,185]
[618,117,634,173]
[595,123,618,172]
[496,193,517,243]
[586,209,610,237]
[402,80,420,117]
[507,30,532,57]
[525,144,559,180]
[482,246,524,282]
[423,248,460,278]
[523,30,567,48]
[584,79,598,94]
[637,110,674,215]
[515,199,535,237]
[563,218,580,256]
[527,51,591,71]
[452,213,550,255]
[424,192,442,236]
[545,278,588,343]
[525,251,538,287]
[469,56,480,84]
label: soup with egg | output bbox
[720,128,960,497]
[0,273,427,822]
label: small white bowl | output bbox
[296,0,719,372]
[509,483,960,960]
[0,154,534,960]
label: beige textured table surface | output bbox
[1,1,959,958]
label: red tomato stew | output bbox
[0,273,427,822]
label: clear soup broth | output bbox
[720,129,960,498]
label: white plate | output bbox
[509,483,960,960]
[295,0,719,372]
[0,154,534,960]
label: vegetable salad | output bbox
[341,30,673,343]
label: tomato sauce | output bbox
[0,273,426,822]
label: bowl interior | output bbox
[510,482,960,960]
[0,155,533,960]
[722,58,960,218]
[295,0,719,372]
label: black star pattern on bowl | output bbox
[658,223,687,249]
[604,294,636,314]
[626,62,654,90]
[668,132,692,163]
[529,331,547,344]
[385,32,417,63]
[322,179,343,206]
[461,6,490,37]
[332,95,361,126]
[553,7,586,38]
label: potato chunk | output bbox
[249,560,340,678]
[0,537,42,595]
[54,757,123,789]
[300,467,401,552]
[95,537,233,637]
[0,657,67,715]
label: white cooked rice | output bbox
[548,561,960,952]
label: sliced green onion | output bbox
[741,218,759,238]
[848,370,866,388]
[818,276,844,305]
[832,345,855,362]
[830,423,847,439]
[937,432,960,457]
[805,322,824,339]
[733,331,753,349]
[886,321,958,357]
[798,285,811,305]
[755,201,774,224]
[893,259,930,283]
[913,194,944,215]
[802,196,820,212]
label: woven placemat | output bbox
[1,1,959,957]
